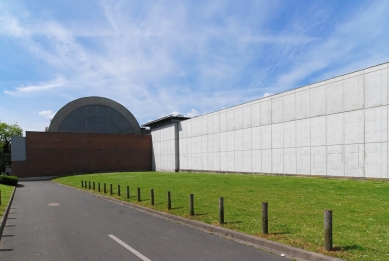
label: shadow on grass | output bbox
[194,213,209,216]
[334,245,366,251]
[269,232,291,235]
[225,221,242,224]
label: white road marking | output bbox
[108,234,152,261]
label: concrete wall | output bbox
[165,62,389,178]
[12,131,152,178]
[151,123,179,172]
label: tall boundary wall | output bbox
[12,132,152,178]
[151,62,389,179]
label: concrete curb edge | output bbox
[54,181,344,261]
[0,186,16,241]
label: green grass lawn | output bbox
[0,184,14,218]
[55,172,389,261]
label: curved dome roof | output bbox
[48,97,141,134]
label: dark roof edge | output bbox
[142,114,191,128]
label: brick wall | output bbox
[12,131,152,178]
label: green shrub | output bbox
[0,175,18,186]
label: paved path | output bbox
[0,181,289,261]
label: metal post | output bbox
[324,210,333,251]
[104,183,106,193]
[81,180,83,188]
[190,194,194,216]
[118,185,121,196]
[98,182,100,192]
[110,184,113,195]
[88,181,91,189]
[219,197,224,224]
[167,191,171,210]
[262,202,268,234]
[151,189,154,205]
[126,186,130,199]
[137,187,141,202]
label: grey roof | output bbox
[142,114,191,129]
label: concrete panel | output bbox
[227,109,235,131]
[228,151,235,171]
[261,149,272,173]
[242,128,252,151]
[296,89,310,120]
[296,118,311,147]
[311,85,326,117]
[261,125,272,149]
[283,92,296,122]
[180,138,186,154]
[272,123,283,149]
[196,118,202,137]
[327,145,344,176]
[344,75,364,111]
[311,116,326,146]
[243,105,252,128]
[207,134,214,152]
[213,113,220,134]
[252,102,261,127]
[200,115,208,135]
[243,150,252,172]
[213,133,220,152]
[235,151,243,172]
[214,151,221,171]
[220,132,227,152]
[186,120,192,138]
[207,152,214,171]
[227,131,235,152]
[327,113,344,145]
[311,146,326,176]
[345,144,364,177]
[196,153,202,170]
[344,110,364,144]
[272,148,283,174]
[365,68,388,108]
[207,114,214,134]
[252,150,261,172]
[365,142,388,178]
[283,121,296,148]
[181,153,187,169]
[201,135,207,153]
[326,80,344,114]
[234,129,243,151]
[220,111,227,132]
[271,97,283,124]
[202,152,208,171]
[365,106,388,143]
[234,107,243,130]
[252,126,261,150]
[260,99,271,125]
[283,148,297,174]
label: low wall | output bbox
[12,132,152,178]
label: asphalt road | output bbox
[0,181,289,261]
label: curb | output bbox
[54,181,344,261]
[0,186,16,241]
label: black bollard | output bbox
[118,185,121,196]
[150,189,154,205]
[262,202,268,234]
[219,197,224,224]
[126,186,130,199]
[324,210,333,251]
[167,191,171,210]
[190,194,194,216]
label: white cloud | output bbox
[38,110,56,119]
[262,92,273,97]
[186,109,199,118]
[4,75,67,95]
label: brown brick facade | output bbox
[12,132,152,178]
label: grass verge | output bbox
[55,172,389,261]
[0,184,14,218]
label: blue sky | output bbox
[1,0,389,132]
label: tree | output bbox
[0,121,23,154]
